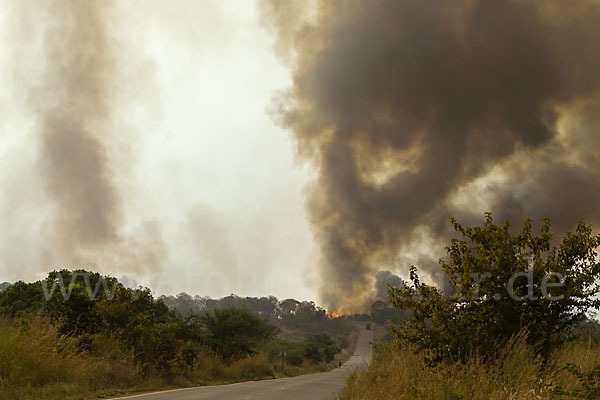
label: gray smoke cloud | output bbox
[374,270,403,301]
[2,1,315,301]
[260,0,600,311]
[35,0,121,259]
[21,0,169,273]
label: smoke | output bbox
[11,0,169,275]
[1,1,315,301]
[374,270,403,301]
[260,0,600,311]
[30,1,120,263]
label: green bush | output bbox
[391,213,600,362]
[264,333,345,367]
[338,335,351,350]
[0,270,350,398]
[303,333,339,363]
[201,307,278,360]
[0,271,283,371]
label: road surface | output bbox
[110,325,372,400]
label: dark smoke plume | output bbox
[374,270,403,301]
[261,0,600,311]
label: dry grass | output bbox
[0,315,279,400]
[1,315,356,399]
[0,316,144,400]
[339,332,600,400]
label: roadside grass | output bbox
[0,316,275,399]
[0,315,154,400]
[339,332,600,400]
[0,315,357,400]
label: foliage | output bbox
[339,329,600,400]
[94,285,187,369]
[0,269,353,398]
[158,292,355,341]
[265,339,306,367]
[0,315,139,400]
[0,270,282,368]
[338,335,351,350]
[0,314,280,400]
[265,333,347,367]
[558,363,600,398]
[390,213,600,362]
[0,280,45,317]
[303,333,339,363]
[201,307,278,360]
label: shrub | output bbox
[391,214,600,362]
[303,333,339,363]
[201,307,278,360]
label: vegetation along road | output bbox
[110,325,373,400]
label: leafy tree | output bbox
[0,270,204,369]
[94,285,186,368]
[43,270,120,335]
[0,280,45,317]
[278,298,300,318]
[0,269,350,371]
[391,213,600,362]
[201,307,278,360]
[295,301,326,321]
[246,296,278,318]
[264,339,305,367]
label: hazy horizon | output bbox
[0,0,319,302]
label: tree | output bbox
[201,307,278,360]
[278,298,300,318]
[43,270,119,335]
[390,213,600,362]
[0,280,45,317]
[303,333,339,363]
[0,270,203,369]
[246,296,277,318]
[94,285,185,368]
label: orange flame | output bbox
[327,311,336,320]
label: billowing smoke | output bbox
[35,1,121,260]
[260,0,600,311]
[374,271,403,301]
[2,0,314,300]
[23,1,168,273]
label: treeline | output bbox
[0,270,354,399]
[160,292,333,321]
[159,292,357,339]
[0,276,407,332]
[158,290,407,334]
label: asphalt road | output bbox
[111,325,373,400]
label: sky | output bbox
[2,0,600,313]
[0,0,317,301]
